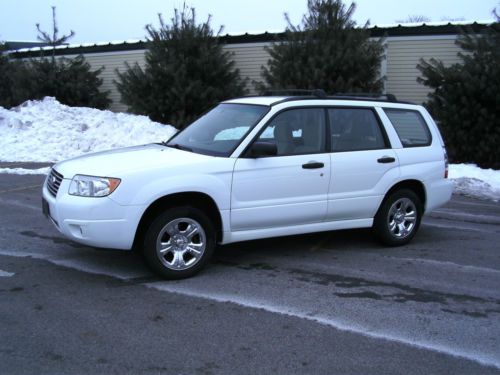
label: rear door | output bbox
[327,107,400,221]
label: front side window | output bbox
[329,108,387,152]
[167,103,269,156]
[384,109,432,147]
[256,108,326,156]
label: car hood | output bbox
[53,144,215,178]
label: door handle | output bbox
[377,156,396,164]
[302,162,324,169]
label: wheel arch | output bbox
[133,192,224,251]
[379,179,427,214]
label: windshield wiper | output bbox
[166,143,193,152]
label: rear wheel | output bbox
[143,206,215,279]
[374,189,422,246]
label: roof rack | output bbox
[331,92,398,102]
[263,89,327,99]
[261,89,399,103]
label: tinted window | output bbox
[168,104,269,156]
[328,108,387,152]
[384,109,431,147]
[257,108,326,156]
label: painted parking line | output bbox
[0,184,42,195]
[0,250,150,281]
[422,221,498,234]
[431,209,500,225]
[0,269,15,277]
[0,197,40,211]
[384,257,500,276]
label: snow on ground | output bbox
[0,97,176,162]
[449,164,500,202]
[0,167,51,175]
[0,98,499,201]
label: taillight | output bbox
[443,147,449,178]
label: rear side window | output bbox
[384,109,432,147]
[328,108,388,152]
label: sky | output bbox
[0,0,498,44]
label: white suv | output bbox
[42,92,453,279]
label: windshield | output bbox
[167,103,269,156]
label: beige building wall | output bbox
[224,42,270,95]
[63,34,463,111]
[77,43,271,111]
[80,50,146,112]
[57,50,146,112]
[385,35,463,104]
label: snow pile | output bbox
[449,164,500,202]
[0,97,176,162]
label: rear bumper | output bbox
[425,179,454,212]
[42,179,145,250]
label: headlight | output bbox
[69,175,121,197]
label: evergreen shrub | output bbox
[418,18,500,168]
[116,6,246,129]
[259,0,385,94]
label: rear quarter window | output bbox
[384,109,432,147]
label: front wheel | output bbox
[143,206,215,279]
[374,189,422,246]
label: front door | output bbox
[231,107,330,231]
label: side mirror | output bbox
[248,141,277,158]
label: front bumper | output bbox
[42,178,145,250]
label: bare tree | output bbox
[396,15,431,23]
[36,6,75,61]
[440,17,466,22]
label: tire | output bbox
[374,189,422,246]
[143,206,215,279]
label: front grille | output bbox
[46,169,64,197]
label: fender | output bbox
[109,160,235,211]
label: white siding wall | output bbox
[385,35,462,104]
[74,43,271,111]
[224,42,270,95]
[53,35,463,111]
[84,50,146,112]
[56,50,146,112]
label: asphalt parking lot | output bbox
[1,173,499,375]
